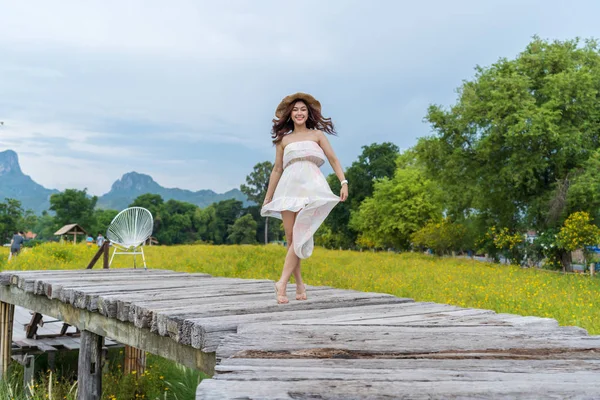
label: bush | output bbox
[411,219,467,255]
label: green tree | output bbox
[411,218,468,255]
[130,193,165,233]
[556,211,600,271]
[33,211,57,241]
[194,199,243,245]
[240,161,272,244]
[91,209,119,237]
[566,149,600,223]
[227,214,258,244]
[157,200,197,245]
[49,189,98,232]
[17,209,38,233]
[416,37,600,235]
[349,159,442,250]
[0,199,24,243]
[325,142,399,247]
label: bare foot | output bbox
[275,281,289,304]
[296,283,307,301]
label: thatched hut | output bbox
[54,224,87,244]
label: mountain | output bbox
[0,150,249,213]
[0,150,58,213]
[97,171,249,210]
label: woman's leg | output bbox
[286,213,303,288]
[276,211,300,302]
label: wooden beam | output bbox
[103,242,109,269]
[25,312,44,338]
[87,242,110,270]
[78,330,103,400]
[0,301,14,378]
[0,286,215,374]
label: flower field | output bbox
[2,242,599,335]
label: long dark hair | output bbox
[271,99,336,144]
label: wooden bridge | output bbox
[0,269,599,399]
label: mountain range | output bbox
[0,150,248,213]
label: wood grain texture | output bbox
[1,269,598,399]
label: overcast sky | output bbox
[1,0,599,195]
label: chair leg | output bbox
[108,247,117,267]
[141,247,147,270]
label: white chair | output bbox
[107,207,153,269]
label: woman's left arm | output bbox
[318,131,348,202]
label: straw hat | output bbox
[275,92,321,119]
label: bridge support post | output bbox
[0,301,14,379]
[78,330,104,400]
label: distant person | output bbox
[96,233,105,247]
[261,93,348,304]
[10,231,25,259]
[86,235,94,247]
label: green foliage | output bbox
[0,351,204,400]
[91,209,119,237]
[193,199,244,245]
[411,218,468,255]
[17,209,38,233]
[241,161,274,244]
[228,214,258,244]
[240,161,272,205]
[566,149,600,222]
[349,158,442,250]
[49,189,98,233]
[416,37,600,231]
[556,211,600,252]
[485,227,527,265]
[325,142,400,247]
[32,211,57,241]
[0,198,23,243]
[531,229,562,269]
[130,193,165,233]
[158,199,198,245]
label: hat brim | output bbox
[275,92,322,119]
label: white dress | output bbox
[261,140,340,259]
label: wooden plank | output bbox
[0,269,188,288]
[96,279,281,318]
[188,302,420,351]
[35,272,211,299]
[151,292,406,345]
[216,357,600,373]
[58,277,219,309]
[196,379,600,400]
[77,330,103,400]
[216,323,600,359]
[127,287,339,324]
[213,359,600,382]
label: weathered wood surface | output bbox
[1,269,598,399]
[77,330,103,400]
[0,269,405,372]
[198,294,600,399]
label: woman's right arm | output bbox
[263,143,284,205]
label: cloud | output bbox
[1,0,600,198]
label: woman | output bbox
[261,92,348,304]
